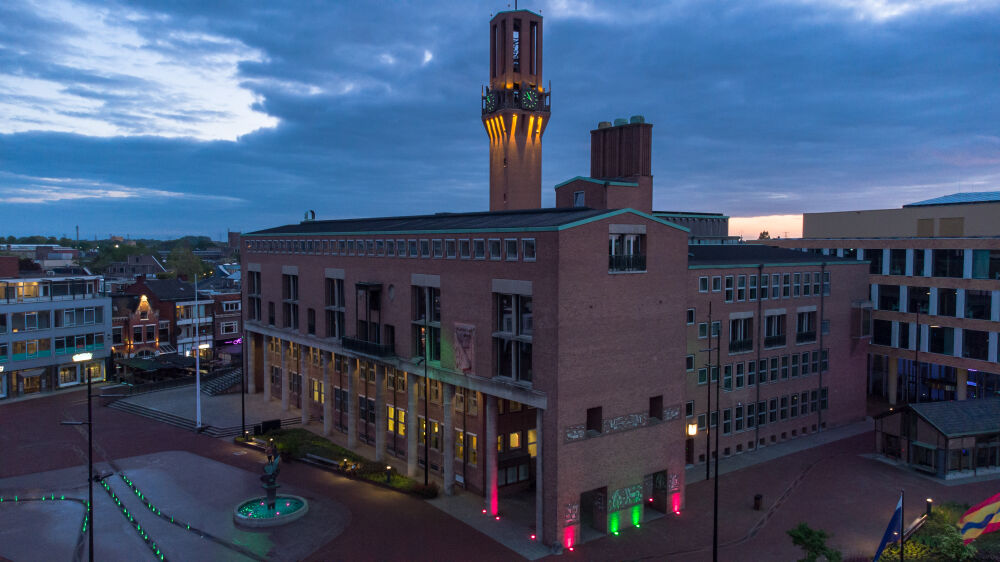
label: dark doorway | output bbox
[579,487,607,534]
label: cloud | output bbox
[0,172,243,204]
[0,0,278,140]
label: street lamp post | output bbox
[61,351,96,562]
[194,275,202,429]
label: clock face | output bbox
[485,92,498,112]
[521,90,537,110]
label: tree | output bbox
[167,244,209,281]
[759,230,771,240]
[787,523,842,562]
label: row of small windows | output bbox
[686,350,829,389]
[698,272,830,302]
[873,285,995,321]
[248,237,537,262]
[687,387,829,436]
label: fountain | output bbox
[233,448,308,528]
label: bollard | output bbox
[753,494,763,511]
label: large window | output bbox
[971,249,1000,280]
[937,288,957,317]
[889,249,906,275]
[608,233,645,272]
[413,287,441,361]
[908,286,929,314]
[325,278,346,338]
[878,285,900,312]
[872,319,892,346]
[764,313,786,348]
[932,249,964,278]
[928,326,955,355]
[729,317,753,353]
[282,274,299,329]
[965,290,992,320]
[796,311,816,343]
[963,329,989,361]
[868,249,884,275]
[494,293,532,383]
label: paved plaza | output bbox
[4,388,999,561]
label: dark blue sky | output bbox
[1,0,998,239]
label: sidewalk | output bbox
[427,489,554,560]
[118,386,292,429]
[686,418,873,484]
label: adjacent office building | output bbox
[766,193,1000,404]
[0,256,110,399]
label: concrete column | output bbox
[300,345,309,425]
[920,322,929,352]
[891,321,900,349]
[909,322,917,350]
[247,334,257,394]
[374,364,386,462]
[899,285,909,313]
[963,249,973,279]
[871,284,879,309]
[322,353,332,436]
[953,328,963,359]
[929,287,939,316]
[535,407,544,545]
[406,372,419,477]
[989,332,998,364]
[887,356,898,405]
[905,249,914,276]
[347,357,358,449]
[280,342,289,411]
[263,338,271,400]
[485,394,499,516]
[442,383,455,495]
[992,291,1000,321]
[882,248,890,276]
[956,289,966,319]
[956,369,968,400]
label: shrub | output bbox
[880,541,932,560]
[787,523,842,562]
[412,482,439,499]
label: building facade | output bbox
[110,294,161,360]
[243,207,691,548]
[0,257,110,400]
[767,193,1000,405]
[683,246,871,465]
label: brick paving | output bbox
[2,390,521,561]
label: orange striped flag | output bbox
[959,492,1000,545]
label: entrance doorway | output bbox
[21,374,41,394]
[579,487,607,534]
[685,438,694,464]
[646,470,669,514]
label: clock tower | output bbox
[483,9,550,211]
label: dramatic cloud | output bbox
[0,0,997,237]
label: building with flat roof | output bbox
[765,193,1000,405]
[0,256,110,399]
[683,245,870,465]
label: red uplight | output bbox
[482,509,487,514]
[569,547,575,552]
[495,516,501,521]
[648,498,653,502]
[530,534,536,540]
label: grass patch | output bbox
[251,428,434,497]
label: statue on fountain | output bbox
[260,450,281,510]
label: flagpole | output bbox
[900,489,905,562]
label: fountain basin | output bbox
[233,495,309,528]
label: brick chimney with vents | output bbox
[555,116,653,212]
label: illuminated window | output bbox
[509,431,521,449]
[527,429,537,457]
[387,406,396,433]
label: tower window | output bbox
[512,20,521,73]
[573,191,585,207]
[531,22,538,75]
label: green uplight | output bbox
[608,511,620,534]
[631,505,642,527]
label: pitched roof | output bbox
[904,192,1000,207]
[247,207,668,236]
[688,244,862,267]
[139,278,197,301]
[909,399,1000,438]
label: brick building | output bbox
[683,246,870,465]
[239,8,872,551]
[110,293,161,360]
[123,277,212,358]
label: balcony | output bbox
[728,339,753,354]
[342,336,395,357]
[764,334,787,348]
[796,331,817,344]
[609,254,646,273]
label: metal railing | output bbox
[728,339,753,354]
[342,336,395,357]
[609,254,646,272]
[764,334,787,348]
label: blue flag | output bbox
[873,495,902,561]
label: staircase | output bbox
[107,400,198,432]
[201,368,243,396]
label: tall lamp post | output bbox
[699,302,717,481]
[194,274,202,429]
[61,351,97,562]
